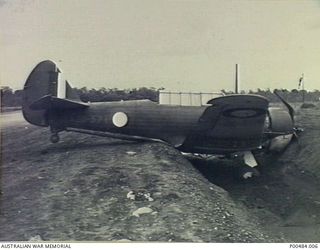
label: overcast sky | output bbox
[1,0,320,92]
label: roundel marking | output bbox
[112,112,128,127]
[223,108,265,119]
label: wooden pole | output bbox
[235,64,239,94]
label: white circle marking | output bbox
[112,112,128,127]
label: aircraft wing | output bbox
[186,95,269,152]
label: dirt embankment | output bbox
[193,104,320,242]
[1,106,319,242]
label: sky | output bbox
[0,0,320,92]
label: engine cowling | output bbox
[265,107,294,152]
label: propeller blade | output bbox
[273,90,295,121]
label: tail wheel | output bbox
[50,134,60,143]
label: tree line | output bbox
[224,88,320,103]
[1,86,319,107]
[0,86,160,107]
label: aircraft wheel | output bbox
[240,168,260,180]
[237,166,260,180]
[50,134,60,143]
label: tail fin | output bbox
[22,60,86,127]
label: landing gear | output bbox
[235,151,260,180]
[238,165,260,179]
[50,125,63,143]
[50,133,60,143]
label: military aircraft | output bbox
[22,60,301,178]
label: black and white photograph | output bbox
[0,0,320,245]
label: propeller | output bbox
[273,90,303,145]
[273,90,295,121]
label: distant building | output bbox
[159,90,224,106]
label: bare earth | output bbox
[0,106,319,242]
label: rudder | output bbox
[23,60,59,126]
[22,60,82,127]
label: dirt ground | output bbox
[0,106,319,242]
[192,104,320,242]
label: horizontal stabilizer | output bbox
[30,95,89,110]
